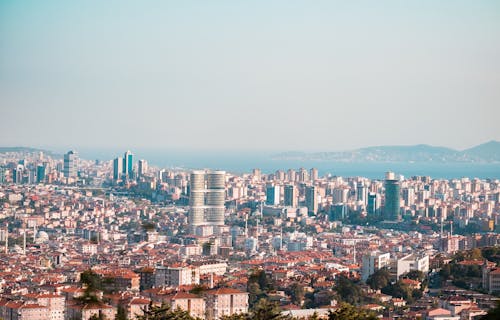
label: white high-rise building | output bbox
[189,170,226,232]
[362,251,391,281]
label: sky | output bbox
[1,0,500,152]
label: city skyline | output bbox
[1,1,500,151]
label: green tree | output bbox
[382,281,413,303]
[137,303,196,320]
[439,263,451,280]
[247,269,274,308]
[480,301,500,320]
[335,276,364,305]
[250,298,290,320]
[77,269,103,303]
[285,282,304,306]
[327,303,377,320]
[470,248,483,260]
[189,284,206,295]
[89,313,106,320]
[115,306,127,320]
[366,268,390,290]
[220,314,248,320]
[405,270,425,281]
[80,269,103,292]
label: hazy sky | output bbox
[1,0,499,152]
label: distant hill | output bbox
[462,140,500,162]
[272,141,500,163]
[0,147,61,158]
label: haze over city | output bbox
[1,1,500,151]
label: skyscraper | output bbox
[310,168,319,181]
[284,184,297,207]
[189,170,226,231]
[384,172,401,221]
[266,184,280,206]
[36,165,46,183]
[137,159,148,177]
[356,181,367,204]
[367,192,379,216]
[63,150,78,178]
[123,150,134,178]
[305,185,318,215]
[113,157,123,181]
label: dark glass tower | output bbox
[384,172,401,221]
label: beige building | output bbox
[205,288,248,320]
[0,300,48,320]
[23,294,65,320]
[127,298,151,320]
[482,265,500,294]
[66,303,115,320]
[154,266,200,288]
[168,293,205,319]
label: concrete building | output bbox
[63,151,78,178]
[189,170,226,232]
[362,251,391,282]
[284,184,298,207]
[154,266,200,288]
[396,254,429,279]
[305,185,318,215]
[113,157,123,181]
[384,172,401,221]
[266,184,280,206]
[169,293,205,319]
[205,288,248,320]
[482,265,500,294]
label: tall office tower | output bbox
[275,170,286,181]
[284,184,298,207]
[367,192,379,216]
[298,168,309,182]
[402,187,415,206]
[36,165,46,183]
[113,157,123,181]
[287,169,296,182]
[13,165,23,184]
[356,181,367,204]
[252,168,261,181]
[310,168,319,182]
[63,150,78,178]
[384,172,401,221]
[332,187,349,204]
[123,150,134,178]
[330,203,347,221]
[305,185,318,215]
[266,184,280,205]
[138,159,148,177]
[189,170,226,231]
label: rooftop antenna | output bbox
[280,226,283,251]
[5,223,8,254]
[23,227,26,255]
[256,218,260,238]
[440,218,444,238]
[353,242,356,264]
[245,214,248,238]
